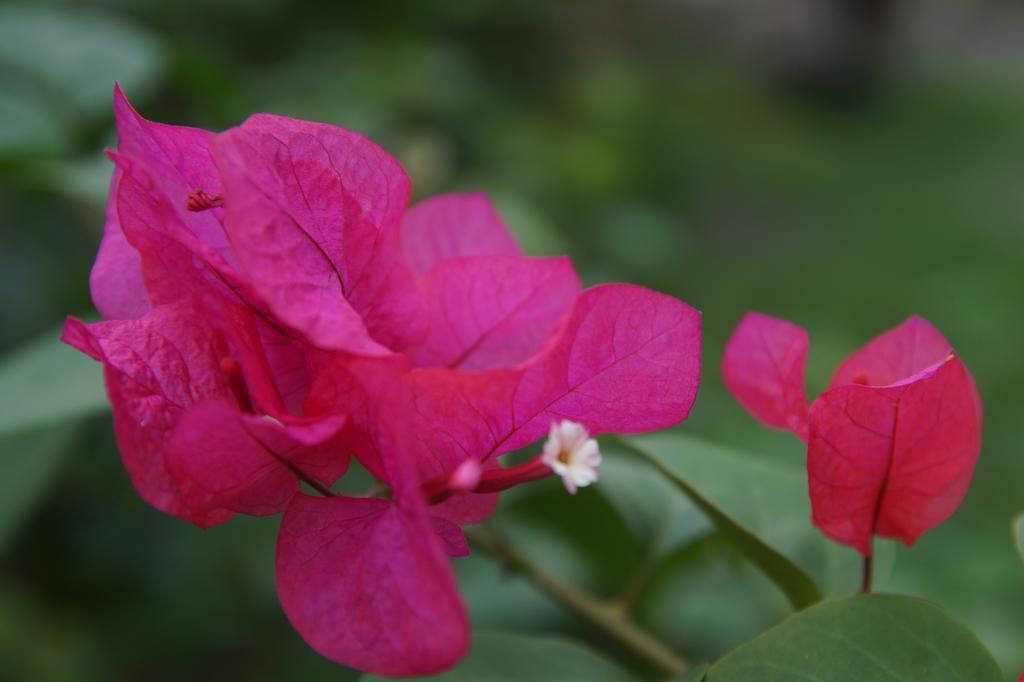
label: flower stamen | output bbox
[186,188,224,212]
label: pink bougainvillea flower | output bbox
[92,85,430,361]
[723,313,982,556]
[62,299,346,527]
[401,192,521,277]
[278,359,470,677]
[66,87,703,676]
[296,283,701,673]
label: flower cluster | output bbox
[722,313,982,556]
[63,88,702,675]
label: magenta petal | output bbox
[198,296,291,418]
[429,492,500,526]
[164,401,346,519]
[308,284,700,524]
[60,301,321,527]
[405,255,580,370]
[431,516,470,557]
[722,312,810,439]
[110,152,302,405]
[830,315,952,389]
[61,308,235,527]
[807,355,982,554]
[110,153,216,306]
[113,85,232,257]
[276,494,468,676]
[90,167,151,320]
[257,320,313,414]
[502,283,702,452]
[304,355,412,482]
[334,283,699,467]
[411,282,699,476]
[401,192,521,276]
[107,151,267,322]
[212,115,424,354]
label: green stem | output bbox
[615,526,665,615]
[464,525,689,677]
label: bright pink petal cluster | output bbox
[722,313,982,555]
[63,88,702,676]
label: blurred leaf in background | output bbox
[363,632,640,682]
[705,594,1003,682]
[0,5,163,156]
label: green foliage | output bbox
[1014,513,1024,567]
[363,632,639,682]
[0,425,81,553]
[705,595,1003,682]
[598,441,711,559]
[0,326,108,552]
[611,433,824,610]
[0,324,107,436]
[0,5,163,156]
[674,663,709,682]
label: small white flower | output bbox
[540,420,601,494]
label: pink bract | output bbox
[62,301,346,528]
[723,313,982,555]
[64,87,704,676]
[721,312,809,440]
[401,191,522,276]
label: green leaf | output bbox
[674,662,709,681]
[599,450,711,558]
[0,424,80,553]
[706,594,1003,681]
[613,433,823,610]
[361,631,640,681]
[0,84,66,156]
[0,325,108,437]
[0,6,164,123]
[0,326,106,552]
[1014,513,1024,566]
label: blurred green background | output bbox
[1,0,1022,679]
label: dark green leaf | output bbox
[599,449,712,558]
[362,631,639,681]
[706,594,1002,682]
[0,6,164,124]
[1014,513,1024,566]
[674,662,709,681]
[0,424,80,553]
[613,433,823,610]
[0,85,66,155]
[0,325,107,437]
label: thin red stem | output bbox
[423,457,553,505]
[861,551,873,593]
[474,457,552,493]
